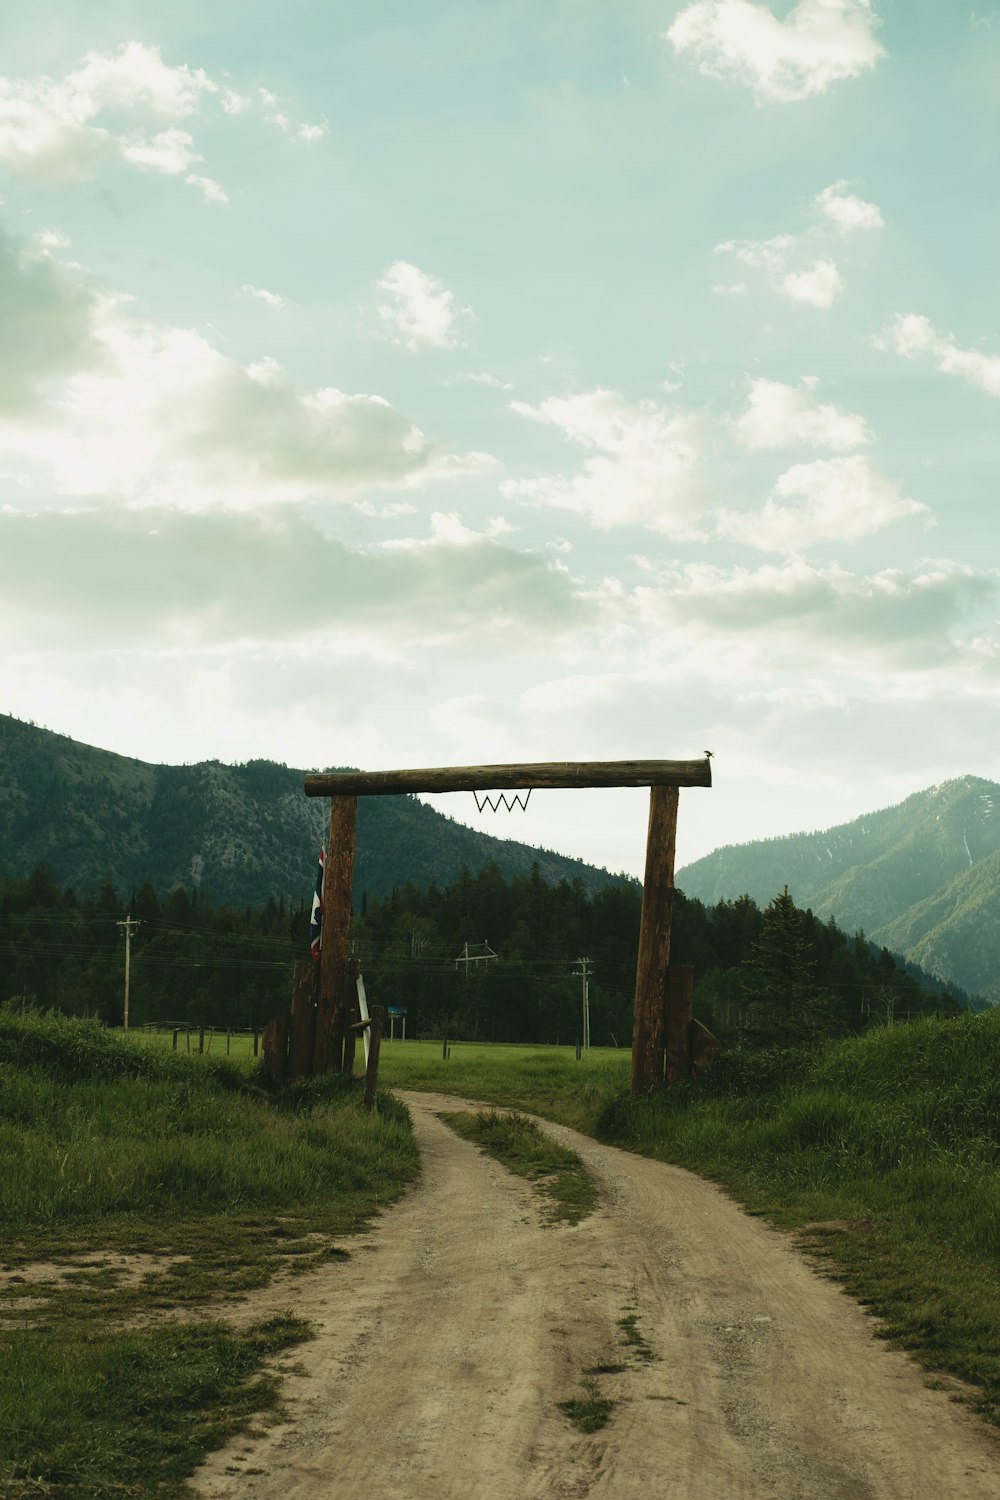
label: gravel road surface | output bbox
[194,1091,1000,1500]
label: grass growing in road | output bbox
[617,1309,655,1363]
[379,1016,1000,1428]
[439,1108,598,1224]
[0,1012,418,1498]
[557,1375,615,1434]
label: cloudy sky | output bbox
[1,1,998,877]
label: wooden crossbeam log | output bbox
[304,758,711,798]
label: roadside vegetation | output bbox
[439,1108,598,1224]
[380,1010,1000,1428]
[0,1012,418,1499]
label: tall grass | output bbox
[0,1014,415,1232]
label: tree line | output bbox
[0,860,967,1046]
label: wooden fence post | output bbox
[315,795,357,1075]
[666,964,694,1084]
[363,1006,384,1113]
[631,785,678,1097]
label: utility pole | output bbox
[575,957,592,1050]
[117,917,140,1032]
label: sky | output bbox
[1,1,998,879]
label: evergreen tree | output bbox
[742,887,831,1048]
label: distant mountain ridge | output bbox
[0,714,629,907]
[677,776,1000,1002]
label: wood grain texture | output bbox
[665,964,694,1085]
[314,795,357,1076]
[288,960,318,1081]
[631,785,678,1098]
[304,758,711,797]
[261,1011,290,1088]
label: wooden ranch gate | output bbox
[265,759,717,1097]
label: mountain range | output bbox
[0,714,628,908]
[4,713,997,1004]
[677,776,1000,1003]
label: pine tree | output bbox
[742,886,831,1048]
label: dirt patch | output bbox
[191,1092,1000,1500]
[0,1252,189,1291]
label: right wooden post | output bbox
[631,785,679,1097]
[666,963,694,1084]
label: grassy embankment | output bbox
[0,1013,418,1499]
[376,1017,1000,1428]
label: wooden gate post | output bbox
[666,963,694,1084]
[262,1011,290,1087]
[631,785,679,1097]
[314,795,357,1075]
[289,959,318,1081]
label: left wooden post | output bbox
[288,960,318,1081]
[262,1012,290,1086]
[314,795,357,1075]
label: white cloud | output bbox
[781,257,843,308]
[382,511,515,552]
[257,87,326,142]
[0,227,102,412]
[814,180,884,233]
[376,261,470,351]
[880,313,1000,399]
[0,229,491,508]
[715,181,880,308]
[717,233,797,271]
[0,41,323,199]
[717,456,930,552]
[119,125,199,174]
[35,228,72,251]
[451,370,514,391]
[0,505,580,646]
[240,284,289,311]
[501,388,707,536]
[184,173,227,205]
[733,377,871,450]
[626,557,994,670]
[715,234,844,309]
[667,0,886,103]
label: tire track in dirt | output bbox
[193,1092,1000,1500]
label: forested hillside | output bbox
[678,776,1000,1002]
[0,714,626,906]
[0,861,964,1046]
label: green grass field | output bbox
[1,1014,419,1499]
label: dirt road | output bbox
[194,1092,999,1499]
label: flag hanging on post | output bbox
[309,848,325,960]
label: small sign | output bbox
[387,1006,408,1017]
